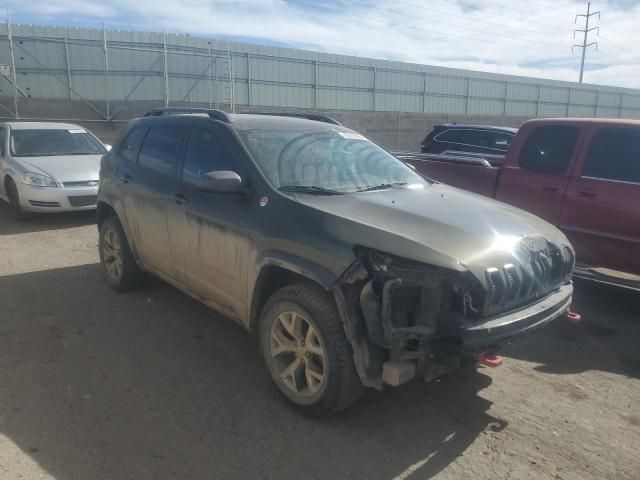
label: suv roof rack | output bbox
[143,107,232,123]
[251,112,342,126]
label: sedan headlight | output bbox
[21,172,58,187]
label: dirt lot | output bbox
[0,202,638,480]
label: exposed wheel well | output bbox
[96,201,117,229]
[249,265,322,333]
[4,174,15,191]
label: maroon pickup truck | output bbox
[398,118,640,290]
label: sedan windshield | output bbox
[238,129,426,193]
[10,129,106,157]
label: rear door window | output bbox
[583,127,640,183]
[519,125,579,174]
[119,127,146,162]
[138,126,186,176]
[436,129,465,144]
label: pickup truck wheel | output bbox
[260,282,363,416]
[5,178,32,221]
[98,216,144,291]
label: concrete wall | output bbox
[0,97,529,151]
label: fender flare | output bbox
[247,251,342,331]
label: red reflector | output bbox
[476,353,503,368]
[566,310,582,323]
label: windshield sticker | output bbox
[68,129,86,134]
[337,131,366,140]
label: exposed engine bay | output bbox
[333,246,574,389]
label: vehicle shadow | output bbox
[0,200,96,235]
[0,263,503,480]
[503,279,640,379]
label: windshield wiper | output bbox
[356,182,408,192]
[278,185,344,195]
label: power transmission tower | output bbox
[573,1,600,83]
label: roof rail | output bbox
[143,107,232,123]
[252,112,342,126]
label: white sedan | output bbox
[0,122,109,219]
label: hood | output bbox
[16,155,101,183]
[291,183,571,285]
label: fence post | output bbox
[102,25,110,119]
[7,15,19,118]
[208,44,212,109]
[64,32,72,101]
[618,93,623,118]
[422,72,427,113]
[465,76,470,115]
[314,60,318,109]
[163,31,169,107]
[247,53,251,107]
[372,67,376,111]
[503,81,508,115]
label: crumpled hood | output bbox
[292,183,571,285]
[17,155,101,183]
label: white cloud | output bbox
[5,0,640,88]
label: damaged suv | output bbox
[97,108,575,416]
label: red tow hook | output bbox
[565,310,582,324]
[476,353,504,368]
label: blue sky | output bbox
[3,0,640,88]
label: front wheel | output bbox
[260,282,363,416]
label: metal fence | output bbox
[2,22,640,120]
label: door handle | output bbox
[577,190,597,199]
[170,193,189,205]
[541,185,558,192]
[118,174,132,183]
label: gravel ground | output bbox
[0,201,638,480]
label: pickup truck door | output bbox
[167,126,251,324]
[559,126,640,275]
[495,124,581,224]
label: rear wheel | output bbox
[260,282,363,416]
[99,216,145,291]
[5,178,31,221]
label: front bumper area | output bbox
[443,282,573,350]
[18,184,98,212]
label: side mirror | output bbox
[198,170,245,194]
[104,144,112,151]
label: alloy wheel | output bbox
[102,229,123,281]
[270,311,327,396]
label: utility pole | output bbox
[573,1,600,84]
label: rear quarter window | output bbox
[519,125,579,175]
[119,127,147,162]
[583,127,640,183]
